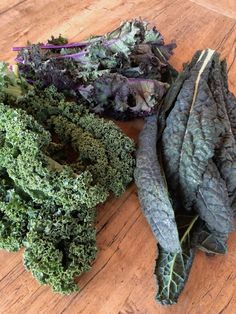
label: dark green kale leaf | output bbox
[195,160,233,236]
[161,49,234,233]
[155,215,198,305]
[136,49,236,305]
[162,50,218,209]
[192,220,227,255]
[134,115,180,253]
[221,60,236,143]
[212,59,236,215]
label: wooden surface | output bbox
[0,0,236,313]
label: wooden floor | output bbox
[0,0,236,313]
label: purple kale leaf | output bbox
[14,19,177,119]
[78,73,169,119]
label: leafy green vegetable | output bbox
[155,215,198,305]
[14,20,177,119]
[192,220,227,255]
[0,62,135,294]
[79,74,169,120]
[212,60,236,216]
[134,115,180,253]
[161,49,234,238]
[135,49,236,305]
[196,160,233,235]
[47,34,68,46]
[0,62,28,99]
[0,176,29,251]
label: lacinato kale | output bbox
[155,214,198,305]
[0,62,135,294]
[14,20,177,119]
[135,49,236,305]
[134,115,180,253]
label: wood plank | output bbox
[0,0,26,15]
[191,0,236,20]
[0,0,236,313]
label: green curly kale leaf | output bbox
[0,104,108,208]
[0,64,135,294]
[16,86,135,196]
[0,104,103,293]
[0,177,29,251]
[0,62,29,100]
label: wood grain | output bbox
[191,0,236,20]
[0,1,236,313]
[0,0,26,15]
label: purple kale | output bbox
[14,20,177,119]
[79,73,169,120]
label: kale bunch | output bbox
[135,49,236,304]
[14,20,177,119]
[0,62,135,294]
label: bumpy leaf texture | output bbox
[192,220,228,255]
[134,115,180,253]
[0,66,135,294]
[157,49,235,304]
[135,116,199,305]
[212,60,236,215]
[16,86,135,196]
[15,19,177,119]
[161,49,234,237]
[155,215,198,305]
[136,49,236,305]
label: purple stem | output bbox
[103,38,118,47]
[50,39,118,60]
[26,78,35,84]
[15,57,23,63]
[12,37,101,51]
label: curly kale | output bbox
[0,177,29,251]
[0,64,135,294]
[16,86,135,196]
